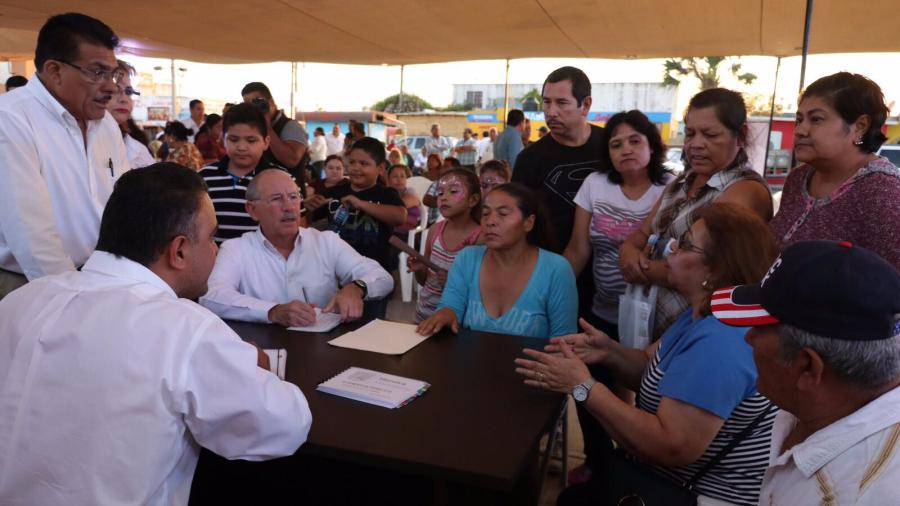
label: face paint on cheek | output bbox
[437,179,468,203]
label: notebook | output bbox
[288,308,343,333]
[317,367,430,409]
[327,319,431,355]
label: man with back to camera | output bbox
[0,12,130,299]
[0,163,312,505]
[493,109,526,167]
[711,240,900,505]
[201,169,393,326]
[511,65,607,484]
[4,75,27,92]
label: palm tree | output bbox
[663,57,757,90]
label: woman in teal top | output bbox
[417,183,578,339]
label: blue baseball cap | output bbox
[711,240,900,340]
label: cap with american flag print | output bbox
[711,240,900,341]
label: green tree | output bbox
[372,93,434,113]
[662,57,757,90]
[518,88,542,111]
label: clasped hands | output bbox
[513,318,613,394]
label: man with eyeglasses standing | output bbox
[200,169,392,326]
[0,12,130,299]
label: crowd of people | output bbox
[0,11,899,506]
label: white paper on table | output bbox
[317,367,430,408]
[288,308,343,333]
[326,319,432,355]
[263,349,287,379]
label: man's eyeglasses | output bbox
[250,192,302,206]
[57,60,126,84]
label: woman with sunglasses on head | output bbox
[417,183,577,339]
[106,60,153,169]
[518,203,777,506]
[770,72,900,269]
[618,88,772,340]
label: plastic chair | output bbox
[398,176,433,302]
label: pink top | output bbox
[770,158,900,270]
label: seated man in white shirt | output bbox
[0,163,312,506]
[201,169,393,326]
[712,240,900,506]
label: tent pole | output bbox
[399,65,405,112]
[290,62,297,119]
[798,0,814,93]
[503,58,510,127]
[170,59,176,121]
[763,56,782,178]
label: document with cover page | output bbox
[317,367,430,409]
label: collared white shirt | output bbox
[759,384,900,505]
[0,251,311,506]
[0,76,130,279]
[124,134,155,168]
[200,227,393,323]
[325,132,345,156]
[309,134,327,162]
[424,135,451,157]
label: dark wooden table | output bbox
[223,319,565,503]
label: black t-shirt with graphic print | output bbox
[511,124,605,253]
[316,180,405,270]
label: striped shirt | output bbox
[648,152,769,339]
[198,158,286,243]
[636,311,776,506]
[573,172,672,323]
[414,220,480,322]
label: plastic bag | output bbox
[618,284,658,350]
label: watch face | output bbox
[573,384,588,402]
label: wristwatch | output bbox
[352,280,368,300]
[572,378,597,403]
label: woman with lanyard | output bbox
[618,88,772,340]
[770,72,900,269]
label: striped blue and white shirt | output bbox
[637,311,776,506]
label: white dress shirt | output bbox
[0,251,311,506]
[201,227,393,323]
[309,134,327,162]
[124,134,156,168]
[759,384,900,505]
[0,76,130,279]
[325,132,345,156]
[180,116,199,142]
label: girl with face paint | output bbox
[409,168,483,322]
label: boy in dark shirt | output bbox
[307,137,406,272]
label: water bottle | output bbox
[331,202,351,231]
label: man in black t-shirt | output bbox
[511,66,610,484]
[512,66,603,253]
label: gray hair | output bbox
[245,169,296,202]
[777,323,900,389]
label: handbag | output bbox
[597,404,776,506]
[618,283,658,350]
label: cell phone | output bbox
[251,96,269,114]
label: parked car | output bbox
[876,144,900,165]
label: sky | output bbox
[11,53,900,117]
